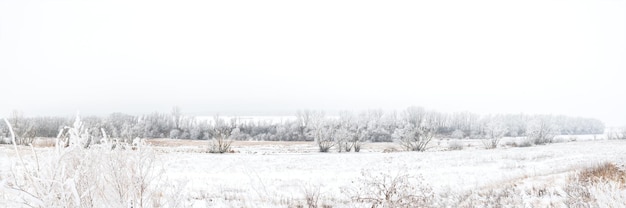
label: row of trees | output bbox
[0,107,606,147]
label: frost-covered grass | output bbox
[1,136,625,207]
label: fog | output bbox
[1,0,625,126]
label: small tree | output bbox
[526,116,559,145]
[8,110,36,145]
[313,121,336,152]
[480,116,508,149]
[335,127,353,153]
[344,169,434,207]
[394,124,436,152]
[394,107,437,152]
[296,110,324,141]
[208,116,235,153]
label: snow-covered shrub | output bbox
[344,169,434,207]
[169,129,181,139]
[6,111,36,145]
[292,183,333,208]
[479,117,508,149]
[313,122,336,153]
[393,124,436,152]
[335,128,352,153]
[526,116,559,145]
[0,117,181,208]
[208,116,235,153]
[392,107,439,152]
[565,163,626,207]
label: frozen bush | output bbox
[480,117,508,149]
[393,107,438,152]
[565,163,626,207]
[313,122,336,153]
[334,128,352,153]
[526,116,559,145]
[7,110,36,145]
[208,116,235,153]
[0,117,177,208]
[393,124,436,152]
[344,169,434,207]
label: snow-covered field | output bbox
[1,137,625,207]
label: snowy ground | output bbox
[1,136,625,207]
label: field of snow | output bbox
[1,137,625,207]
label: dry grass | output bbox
[576,162,626,187]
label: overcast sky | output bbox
[1,0,625,126]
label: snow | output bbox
[1,138,625,207]
[159,139,625,207]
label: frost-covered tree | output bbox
[313,120,336,152]
[526,115,559,145]
[208,116,235,153]
[479,115,508,149]
[171,106,182,131]
[8,110,36,145]
[334,111,368,152]
[394,107,437,152]
[450,111,480,138]
[335,111,354,152]
[296,110,324,141]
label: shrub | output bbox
[313,122,336,153]
[0,117,173,208]
[481,137,500,149]
[575,163,626,186]
[565,163,626,207]
[344,169,434,207]
[208,117,235,154]
[526,117,559,145]
[393,124,436,152]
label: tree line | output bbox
[0,107,605,146]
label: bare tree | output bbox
[395,124,436,152]
[394,107,437,152]
[336,111,355,152]
[526,116,559,145]
[296,110,324,141]
[404,106,427,127]
[170,106,183,139]
[9,110,36,145]
[208,116,235,153]
[480,116,508,149]
[313,120,336,152]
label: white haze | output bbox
[0,0,625,126]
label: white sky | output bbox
[1,0,625,126]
